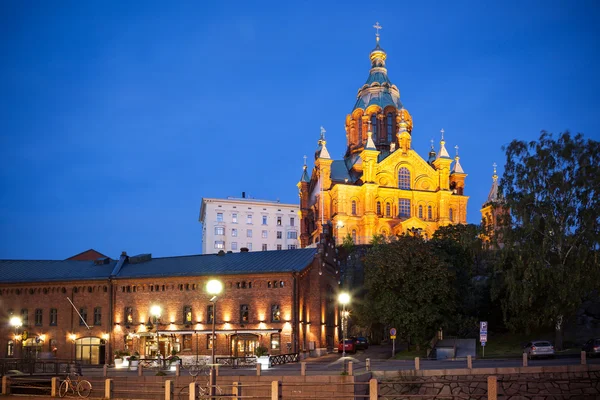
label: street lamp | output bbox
[206,279,223,367]
[10,316,22,358]
[149,305,162,358]
[338,292,350,357]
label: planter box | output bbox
[114,358,123,367]
[257,355,271,369]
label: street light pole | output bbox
[338,293,350,358]
[206,280,223,367]
[10,316,22,359]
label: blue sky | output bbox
[1,0,599,259]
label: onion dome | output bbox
[428,139,437,165]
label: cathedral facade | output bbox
[299,34,469,247]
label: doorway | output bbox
[231,334,258,357]
[75,337,106,365]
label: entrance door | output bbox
[231,334,258,357]
[75,337,105,365]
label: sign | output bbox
[390,328,397,336]
[479,321,488,333]
[481,342,486,347]
[480,333,487,343]
[390,335,396,340]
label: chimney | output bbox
[240,247,249,252]
[242,191,246,198]
[121,251,127,256]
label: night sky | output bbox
[1,0,599,259]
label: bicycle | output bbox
[182,359,210,377]
[58,373,92,398]
[178,374,223,400]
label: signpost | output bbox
[479,321,488,358]
[390,328,397,357]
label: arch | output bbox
[398,167,410,189]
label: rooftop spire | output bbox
[315,126,331,159]
[428,138,437,165]
[451,145,465,173]
[373,21,382,43]
[436,128,451,159]
[300,155,310,182]
[486,163,500,203]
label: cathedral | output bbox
[298,29,469,246]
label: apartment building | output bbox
[199,195,300,254]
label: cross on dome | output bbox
[493,162,497,174]
[373,22,383,38]
[303,155,307,166]
[320,126,326,140]
[440,128,445,140]
[455,145,459,157]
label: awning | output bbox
[156,329,281,335]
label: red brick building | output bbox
[0,229,340,364]
[66,249,109,261]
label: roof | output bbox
[0,248,319,284]
[66,249,109,261]
[0,259,117,283]
[115,248,318,279]
[330,160,352,182]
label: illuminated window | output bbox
[387,113,393,142]
[418,205,423,219]
[182,335,192,350]
[399,199,411,218]
[240,305,249,323]
[246,214,252,224]
[207,305,214,323]
[351,200,357,215]
[271,305,281,322]
[183,306,192,324]
[214,241,224,249]
[124,307,133,325]
[262,230,268,238]
[207,334,214,349]
[271,333,281,350]
[277,216,282,226]
[232,213,237,223]
[352,229,357,244]
[398,167,410,189]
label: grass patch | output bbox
[394,348,428,360]
[476,330,579,358]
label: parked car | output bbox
[523,340,555,359]
[355,337,369,350]
[582,338,600,358]
[338,339,357,354]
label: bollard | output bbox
[104,379,113,399]
[138,363,143,376]
[581,351,586,365]
[232,382,240,400]
[215,364,220,376]
[176,363,180,376]
[103,364,108,377]
[51,377,59,397]
[271,381,281,400]
[164,380,173,400]
[1,376,9,395]
[188,381,196,400]
[300,362,306,376]
[256,363,262,376]
[366,358,371,372]
[487,376,497,400]
[209,368,216,397]
[467,355,472,369]
[415,357,420,370]
[522,353,528,367]
[348,361,353,376]
[369,378,378,400]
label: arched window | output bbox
[387,113,393,142]
[358,118,363,144]
[428,205,433,220]
[398,167,410,189]
[351,229,357,244]
[418,205,423,219]
[351,200,357,215]
[449,208,454,222]
[371,114,378,142]
[385,202,391,217]
[399,199,411,218]
[376,201,381,215]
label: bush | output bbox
[254,346,269,357]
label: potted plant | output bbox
[114,350,124,367]
[121,351,131,367]
[129,352,140,369]
[255,345,270,368]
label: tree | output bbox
[495,131,600,349]
[362,235,456,349]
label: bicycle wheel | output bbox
[77,380,92,398]
[178,386,189,400]
[200,364,210,376]
[59,380,69,398]
[188,364,199,376]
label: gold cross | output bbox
[373,22,382,38]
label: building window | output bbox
[215,226,224,235]
[216,212,223,222]
[207,305,214,323]
[183,334,192,350]
[387,113,393,142]
[271,333,281,350]
[376,201,381,215]
[428,205,433,220]
[290,217,295,226]
[207,334,214,349]
[262,230,268,238]
[449,208,454,222]
[49,308,57,326]
[386,202,391,217]
[34,309,42,326]
[232,213,238,223]
[214,241,225,249]
[93,307,101,325]
[371,114,378,142]
[358,117,363,143]
[7,340,14,357]
[262,244,268,251]
[271,305,281,322]
[124,307,133,325]
[418,205,423,219]
[277,216,282,226]
[79,308,87,326]
[262,215,267,225]
[287,231,297,239]
[277,231,282,239]
[232,228,238,237]
[398,167,410,189]
[246,214,252,224]
[183,306,192,324]
[247,229,252,238]
[247,243,252,250]
[288,245,297,249]
[351,200,357,215]
[277,244,282,250]
[240,305,249,323]
[21,309,28,326]
[352,229,357,244]
[232,242,238,250]
[399,199,411,218]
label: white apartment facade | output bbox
[199,196,300,254]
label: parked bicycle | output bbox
[58,373,92,398]
[182,358,210,377]
[178,374,223,400]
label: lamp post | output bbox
[206,279,223,367]
[149,305,162,359]
[68,334,77,361]
[338,293,350,357]
[10,316,22,358]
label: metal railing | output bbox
[269,352,299,366]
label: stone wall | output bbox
[374,364,600,399]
